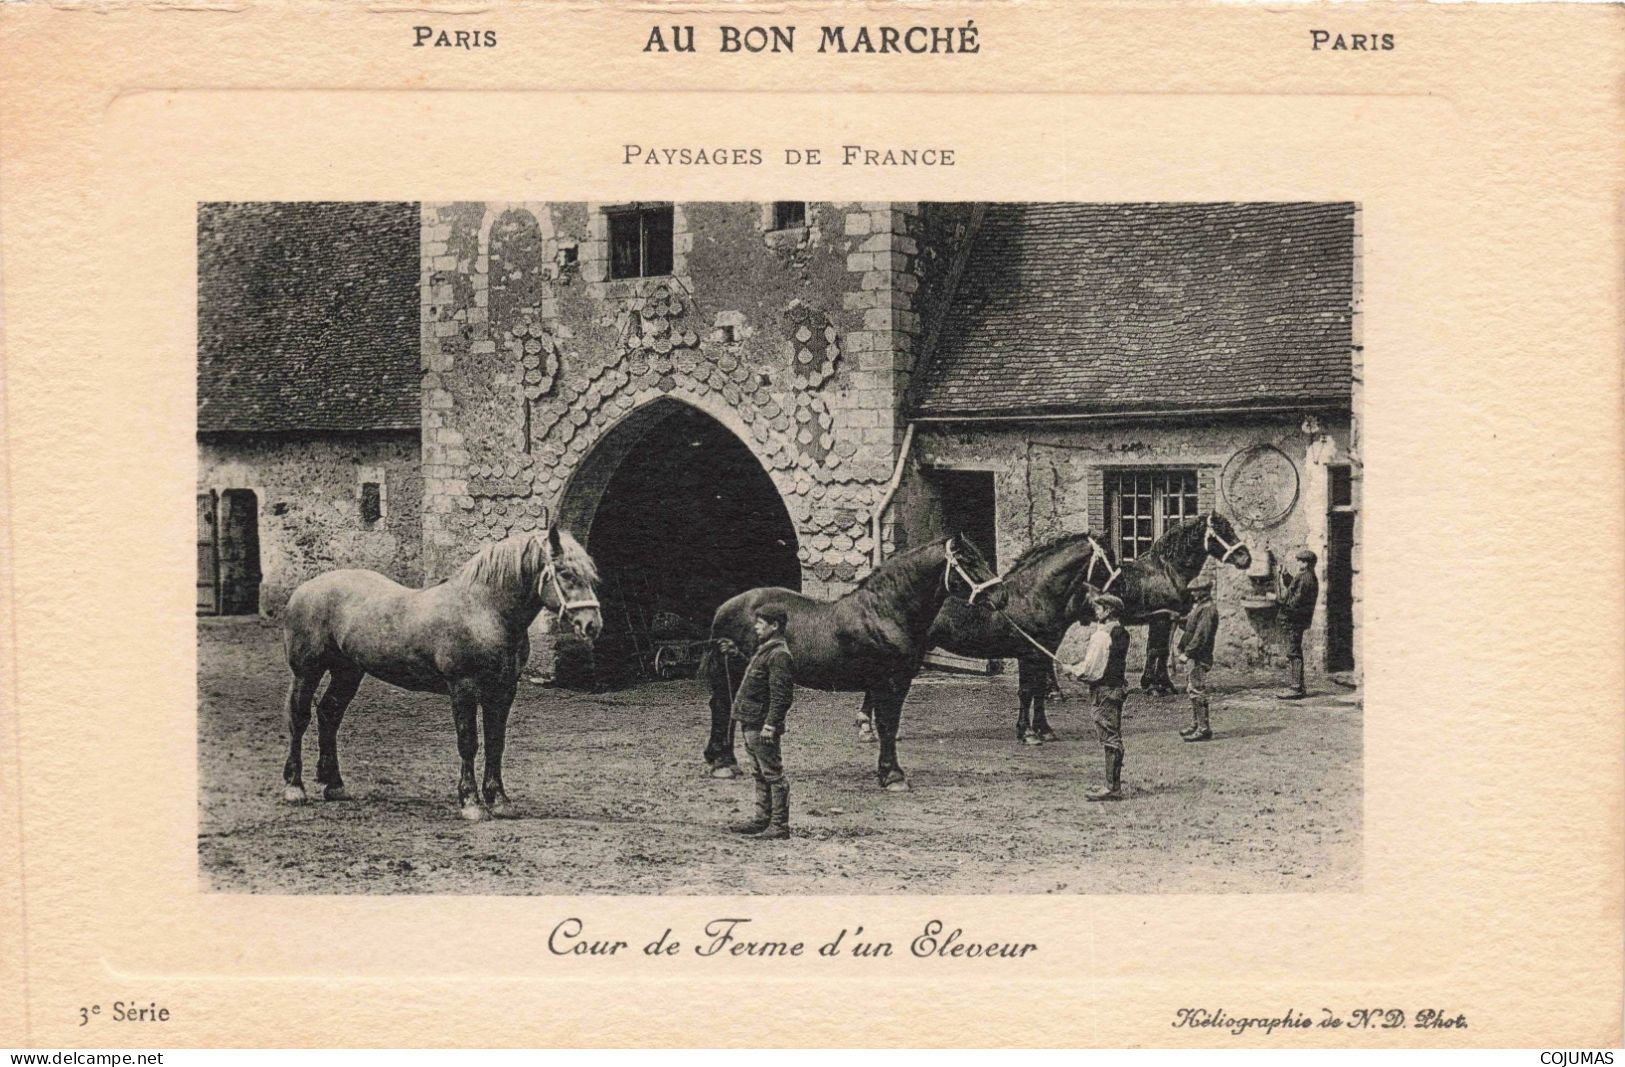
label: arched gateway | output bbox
[556,397,799,686]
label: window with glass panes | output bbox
[607,205,674,279]
[1107,469,1199,561]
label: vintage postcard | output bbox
[2,0,1620,1049]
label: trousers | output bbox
[743,728,785,785]
[1090,686,1127,753]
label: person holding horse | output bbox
[1277,548,1320,700]
[1177,575,1219,742]
[728,605,795,841]
[1064,593,1132,802]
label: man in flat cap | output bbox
[728,605,795,840]
[1277,548,1320,700]
[1177,575,1219,741]
[1064,594,1132,801]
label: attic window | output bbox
[771,201,807,230]
[360,481,382,526]
[608,205,674,279]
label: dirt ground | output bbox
[198,618,1361,894]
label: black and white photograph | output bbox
[196,200,1363,895]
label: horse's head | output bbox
[1202,512,1252,571]
[529,526,602,640]
[942,533,1004,607]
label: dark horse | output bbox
[925,533,1118,744]
[702,535,1000,791]
[1092,512,1252,692]
[280,526,602,821]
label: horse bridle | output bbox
[1204,514,1246,564]
[542,559,600,625]
[943,537,1004,605]
[1085,535,1122,592]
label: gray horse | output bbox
[280,526,602,821]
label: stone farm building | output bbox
[198,200,1361,684]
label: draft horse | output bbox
[1090,512,1252,693]
[279,526,602,821]
[701,535,1000,791]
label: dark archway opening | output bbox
[568,401,799,688]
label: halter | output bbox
[1084,535,1122,592]
[943,537,1004,604]
[1204,514,1246,564]
[542,559,600,625]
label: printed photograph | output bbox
[196,200,1362,894]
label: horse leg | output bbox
[1017,656,1047,744]
[703,650,741,779]
[314,666,363,801]
[1150,618,1175,694]
[282,667,321,803]
[449,680,484,821]
[873,685,910,791]
[857,692,877,743]
[1029,658,1059,742]
[481,678,519,818]
[1016,688,1032,743]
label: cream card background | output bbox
[1,1,1620,1048]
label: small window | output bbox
[608,205,674,279]
[1107,469,1198,561]
[360,482,382,525]
[771,201,807,230]
[1329,464,1354,508]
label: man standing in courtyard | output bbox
[1065,594,1132,802]
[1278,548,1320,700]
[728,606,795,840]
[1177,576,1219,742]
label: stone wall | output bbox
[905,414,1356,676]
[417,202,961,599]
[197,431,423,614]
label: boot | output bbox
[1183,698,1212,742]
[729,780,771,834]
[752,781,790,840]
[1086,749,1122,801]
[1278,658,1307,700]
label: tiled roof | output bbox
[913,203,1356,418]
[197,202,420,433]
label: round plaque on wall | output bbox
[1221,444,1300,528]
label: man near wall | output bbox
[1177,576,1219,741]
[1277,548,1320,700]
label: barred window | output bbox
[608,205,674,279]
[1107,469,1198,561]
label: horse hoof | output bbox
[322,785,351,802]
[282,785,307,804]
[490,798,517,819]
[710,764,740,780]
[857,724,877,743]
[884,778,911,793]
[1023,734,1044,747]
[460,803,485,822]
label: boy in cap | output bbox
[1064,594,1132,801]
[728,605,795,840]
[1277,548,1320,699]
[1177,575,1219,741]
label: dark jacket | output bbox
[1280,569,1320,630]
[731,636,794,732]
[1096,622,1130,689]
[1178,598,1219,668]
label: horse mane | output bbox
[1145,513,1207,561]
[452,530,598,592]
[852,538,946,601]
[1004,531,1104,576]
